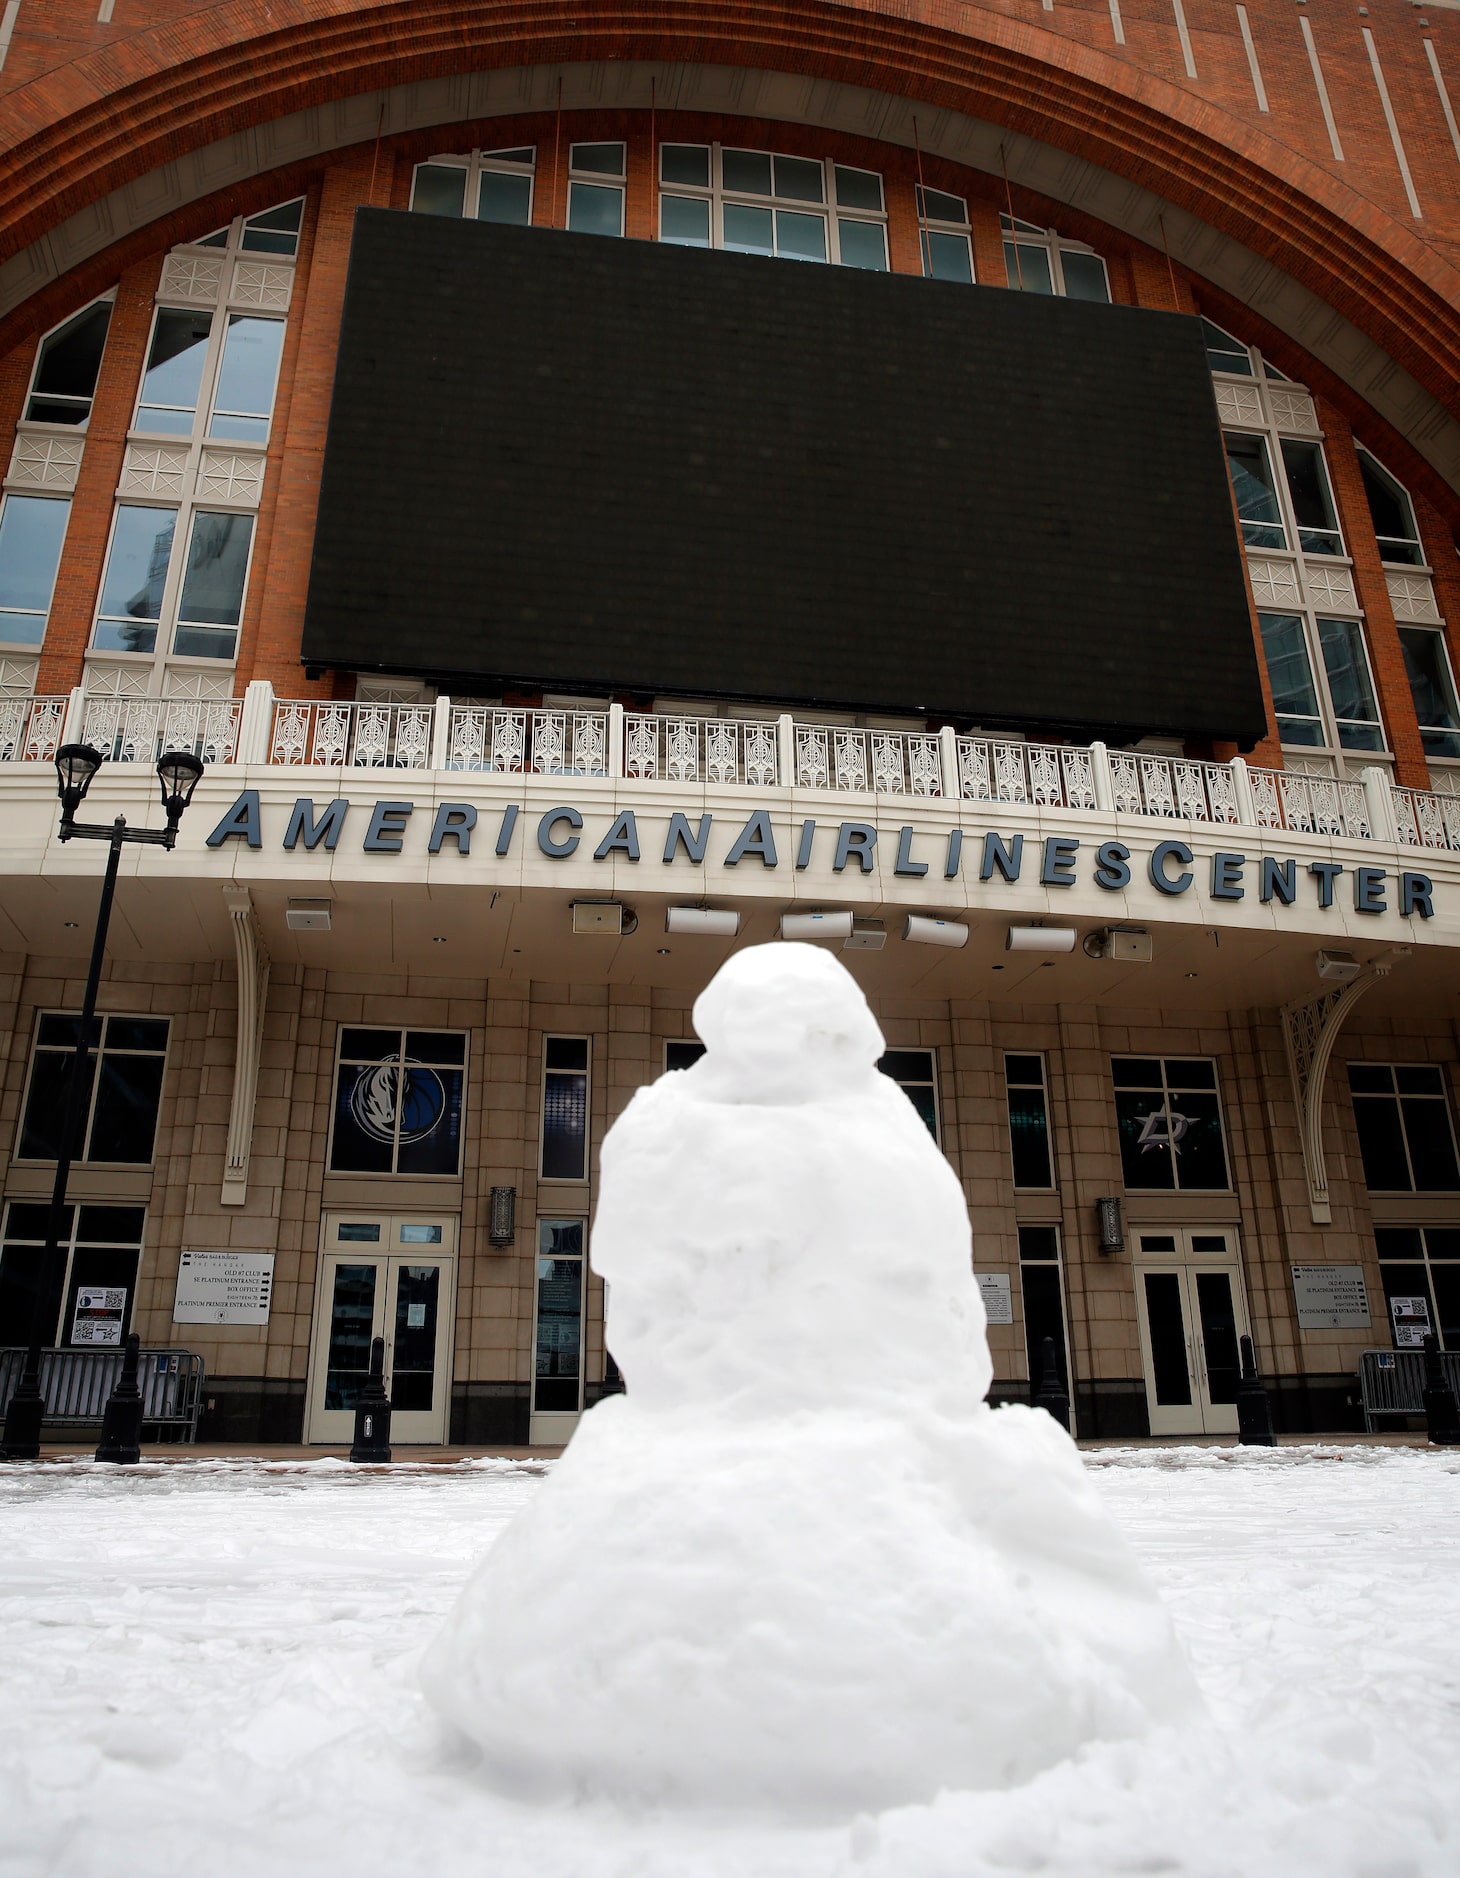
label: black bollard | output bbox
[349,1336,392,1463]
[1421,1333,1460,1447]
[1236,1334,1277,1447]
[94,1333,145,1465]
[1034,1335,1071,1433]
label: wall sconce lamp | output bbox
[489,1186,517,1246]
[1096,1196,1124,1255]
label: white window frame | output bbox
[917,185,974,282]
[1004,1051,1056,1192]
[1256,606,1387,763]
[658,145,888,270]
[539,1034,592,1183]
[1017,1222,1074,1418]
[327,1025,470,1180]
[408,146,536,221]
[15,1010,171,1167]
[0,491,72,653]
[876,1046,941,1147]
[568,143,626,237]
[91,498,259,669]
[1350,1063,1460,1194]
[1354,443,1429,571]
[1000,214,1108,299]
[663,1038,706,1073]
[21,292,117,430]
[0,1198,148,1349]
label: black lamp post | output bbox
[1,743,204,1461]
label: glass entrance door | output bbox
[1133,1229,1247,1437]
[306,1213,457,1444]
[529,1217,587,1445]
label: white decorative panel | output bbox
[1386,570,1441,623]
[7,432,83,491]
[121,443,190,496]
[159,253,225,303]
[0,656,39,696]
[1266,386,1320,435]
[198,450,264,504]
[1213,381,1264,428]
[1302,563,1359,613]
[164,666,234,700]
[82,661,152,698]
[1246,556,1301,607]
[230,260,293,309]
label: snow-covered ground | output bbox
[1,1445,1457,1877]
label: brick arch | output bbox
[3,1,1459,428]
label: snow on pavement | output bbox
[1,1445,1457,1877]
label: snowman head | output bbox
[691,941,885,1107]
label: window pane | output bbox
[660,144,710,188]
[1318,617,1383,750]
[1432,1261,1460,1353]
[1357,452,1423,565]
[724,203,774,254]
[837,219,886,271]
[567,182,623,237]
[1007,1086,1052,1188]
[340,1027,402,1063]
[0,1244,67,1347]
[412,165,466,217]
[1115,1090,1175,1189]
[1005,1055,1045,1086]
[1280,439,1342,554]
[1172,1091,1230,1189]
[241,199,303,254]
[1348,1064,1394,1094]
[665,1040,706,1071]
[1143,1272,1192,1404]
[65,1247,139,1348]
[1378,1262,1435,1350]
[542,1070,588,1178]
[1165,1061,1216,1089]
[722,149,772,196]
[331,1064,398,1173]
[105,1017,169,1052]
[1399,629,1460,755]
[776,210,826,262]
[37,1015,102,1050]
[477,170,532,226]
[209,315,284,441]
[773,155,824,203]
[835,167,882,212]
[1226,435,1285,548]
[1353,1096,1412,1190]
[177,511,252,625]
[1194,1271,1241,1404]
[395,1066,464,1176]
[1395,1066,1444,1095]
[391,1264,439,1410]
[1022,1262,1068,1399]
[545,1038,588,1071]
[137,309,211,430]
[19,1051,95,1160]
[878,1051,934,1082]
[95,506,174,652]
[1019,1226,1060,1261]
[1005,243,1054,294]
[0,497,70,638]
[405,1031,466,1066]
[324,1264,378,1409]
[922,231,973,283]
[918,187,967,223]
[1259,613,1323,742]
[534,1252,583,1410]
[1400,1098,1460,1190]
[88,1054,165,1163]
[572,143,625,177]
[660,195,711,247]
[28,302,112,423]
[1059,250,1109,302]
[1200,318,1252,375]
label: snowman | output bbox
[423,943,1198,1815]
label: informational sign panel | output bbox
[976,1273,1014,1326]
[172,1251,274,1325]
[1291,1265,1371,1330]
[71,1287,126,1346]
[1389,1294,1431,1348]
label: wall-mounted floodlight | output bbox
[573,901,636,935]
[1006,926,1076,953]
[781,910,853,941]
[286,898,332,931]
[1315,949,1361,982]
[843,918,886,951]
[904,915,969,948]
[666,907,740,938]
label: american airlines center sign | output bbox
[205,792,1438,920]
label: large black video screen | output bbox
[303,210,1265,744]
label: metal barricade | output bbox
[1357,1348,1460,1431]
[0,1347,205,1442]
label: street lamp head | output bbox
[155,749,204,831]
[54,744,105,823]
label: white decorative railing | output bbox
[0,695,67,764]
[447,707,607,775]
[625,714,778,785]
[82,695,242,765]
[799,725,942,795]
[1248,765,1372,841]
[1394,786,1460,851]
[1108,752,1239,824]
[7,685,1460,858]
[269,699,433,768]
[959,737,1097,811]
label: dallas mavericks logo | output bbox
[350,1058,447,1146]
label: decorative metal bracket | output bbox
[1282,949,1409,1224]
[221,886,270,1207]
